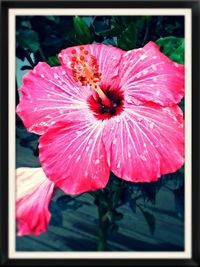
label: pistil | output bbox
[93,84,111,107]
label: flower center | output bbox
[88,86,124,120]
[70,46,111,107]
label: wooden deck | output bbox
[16,125,184,252]
[16,187,184,251]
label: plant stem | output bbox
[97,203,108,251]
[94,175,125,251]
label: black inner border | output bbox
[0,1,200,266]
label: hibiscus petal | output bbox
[39,120,110,195]
[103,104,184,182]
[16,167,54,236]
[16,62,92,135]
[120,41,184,106]
[58,44,124,89]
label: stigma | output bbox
[70,46,111,107]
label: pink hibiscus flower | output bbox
[16,167,55,235]
[17,42,184,196]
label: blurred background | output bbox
[16,15,185,251]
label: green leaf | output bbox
[117,22,137,50]
[156,36,184,64]
[93,17,110,34]
[73,16,92,44]
[110,17,124,36]
[103,38,117,46]
[17,29,40,52]
[46,55,61,67]
[49,202,63,226]
[45,16,60,23]
[56,195,74,210]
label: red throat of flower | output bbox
[70,46,111,107]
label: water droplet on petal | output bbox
[156,91,160,96]
[84,171,88,177]
[149,122,155,129]
[126,99,133,104]
[132,98,142,105]
[128,152,131,158]
[54,73,59,79]
[143,69,148,75]
[76,155,81,163]
[86,146,90,152]
[95,159,100,165]
[117,162,120,169]
[112,138,117,145]
[140,155,147,161]
[40,74,45,78]
[68,154,72,159]
[135,73,141,79]
[140,55,147,60]
[152,65,157,71]
[45,115,51,119]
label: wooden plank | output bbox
[16,187,184,251]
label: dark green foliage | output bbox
[17,28,40,52]
[156,36,184,64]
[73,16,93,44]
[46,55,61,67]
[117,22,137,50]
[56,195,74,209]
[49,202,63,227]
